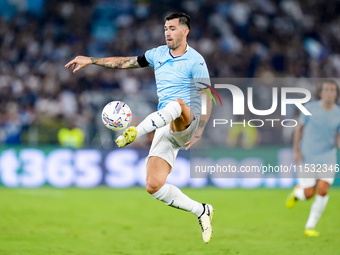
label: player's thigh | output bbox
[298,178,316,198]
[316,165,335,195]
[317,179,331,196]
[171,98,193,132]
[147,125,180,168]
[146,156,171,193]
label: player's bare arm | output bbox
[293,124,304,164]
[90,56,140,69]
[185,89,212,150]
[65,56,140,73]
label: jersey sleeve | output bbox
[191,58,210,90]
[145,48,157,67]
[137,55,149,67]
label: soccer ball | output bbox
[101,101,132,131]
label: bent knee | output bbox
[304,189,315,199]
[317,190,328,196]
[317,180,330,196]
[173,98,190,119]
[174,98,186,106]
[146,179,164,194]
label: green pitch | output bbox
[1,188,339,255]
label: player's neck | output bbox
[321,101,334,110]
[170,42,187,57]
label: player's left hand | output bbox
[65,56,92,73]
[185,128,203,150]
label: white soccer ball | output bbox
[101,101,132,131]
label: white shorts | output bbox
[298,165,336,188]
[298,177,335,188]
[145,115,200,168]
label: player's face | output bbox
[320,82,338,104]
[164,19,188,50]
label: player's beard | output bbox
[166,37,182,50]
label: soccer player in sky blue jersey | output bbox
[286,81,340,237]
[66,13,214,243]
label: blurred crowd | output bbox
[0,0,340,148]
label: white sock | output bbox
[305,194,329,229]
[295,187,306,200]
[151,184,204,217]
[136,101,181,138]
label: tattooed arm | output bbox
[90,57,140,69]
[65,56,140,73]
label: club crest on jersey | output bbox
[177,62,184,70]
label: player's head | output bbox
[164,13,190,50]
[317,80,339,105]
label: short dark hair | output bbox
[316,79,340,99]
[164,12,191,30]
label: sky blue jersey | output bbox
[145,45,210,116]
[299,100,340,164]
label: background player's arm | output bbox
[293,124,304,164]
[65,56,140,73]
[337,134,340,148]
[185,89,212,150]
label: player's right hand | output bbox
[185,128,203,150]
[65,56,92,73]
[294,150,303,164]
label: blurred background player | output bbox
[58,118,85,149]
[286,81,340,236]
[65,13,214,243]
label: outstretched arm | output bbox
[185,89,212,150]
[65,56,141,73]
